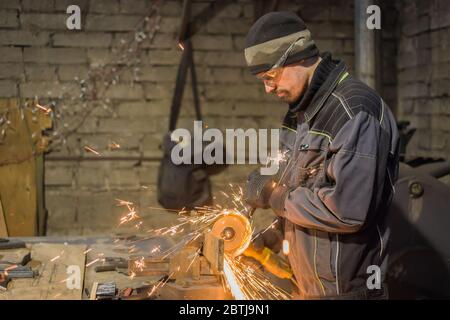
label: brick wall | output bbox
[396,0,450,163]
[2,0,440,235]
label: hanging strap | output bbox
[188,40,201,122]
[168,0,201,131]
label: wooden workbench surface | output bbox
[0,235,175,300]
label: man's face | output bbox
[256,63,309,104]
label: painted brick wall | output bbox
[396,0,450,164]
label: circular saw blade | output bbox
[211,211,252,257]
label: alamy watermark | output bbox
[367,5,381,30]
[66,265,81,290]
[366,264,381,289]
[66,5,81,30]
[170,121,281,175]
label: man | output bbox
[243,11,400,299]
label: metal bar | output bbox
[354,0,376,89]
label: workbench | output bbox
[0,235,208,300]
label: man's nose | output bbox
[264,82,276,94]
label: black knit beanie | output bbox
[244,11,319,75]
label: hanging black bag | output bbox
[156,25,213,210]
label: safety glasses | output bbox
[257,36,306,87]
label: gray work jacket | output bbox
[277,59,400,299]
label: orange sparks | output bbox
[134,257,146,272]
[83,248,93,255]
[51,255,61,262]
[4,264,18,272]
[3,264,18,276]
[84,145,101,156]
[223,257,246,300]
[86,258,100,267]
[116,199,141,225]
[151,246,161,254]
[147,285,158,297]
[116,199,133,207]
[119,208,140,225]
[59,276,71,283]
[108,141,121,150]
[223,255,291,300]
[36,103,52,114]
[178,42,184,50]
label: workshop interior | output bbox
[0,0,450,301]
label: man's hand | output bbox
[244,169,277,209]
[245,169,291,215]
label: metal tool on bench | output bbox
[0,264,37,278]
[95,282,117,299]
[94,257,128,275]
[0,238,26,250]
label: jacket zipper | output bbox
[335,234,340,295]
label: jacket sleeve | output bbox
[279,111,387,233]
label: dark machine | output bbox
[386,121,450,299]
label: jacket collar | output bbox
[288,52,347,123]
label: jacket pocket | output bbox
[315,230,335,283]
[291,144,325,188]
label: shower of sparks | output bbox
[185,249,200,272]
[265,149,289,168]
[86,258,100,268]
[178,42,184,50]
[5,264,18,272]
[120,187,249,261]
[147,273,173,297]
[223,255,291,300]
[252,218,279,242]
[35,103,52,114]
[112,185,291,300]
[223,258,246,300]
[116,199,141,226]
[84,145,101,156]
[59,276,71,284]
[134,257,146,272]
[50,250,64,262]
[3,264,18,276]
[108,141,121,150]
[150,246,161,254]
